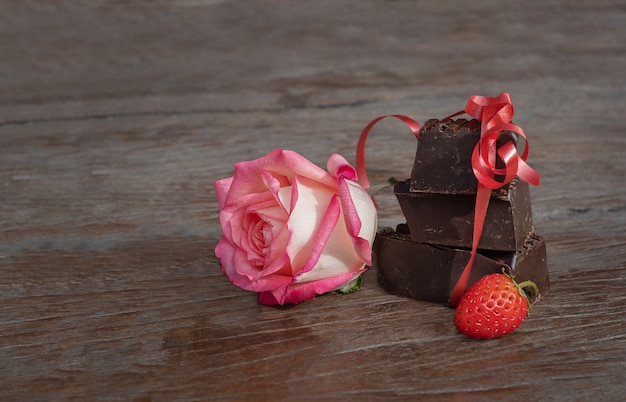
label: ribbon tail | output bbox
[516,158,541,186]
[443,110,465,120]
[449,183,491,306]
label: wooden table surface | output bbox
[1,1,625,400]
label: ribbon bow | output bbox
[448,93,540,306]
[355,93,540,306]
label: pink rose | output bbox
[215,149,377,305]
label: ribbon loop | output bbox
[355,114,421,190]
[473,121,539,189]
[465,93,513,125]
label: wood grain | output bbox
[1,1,625,400]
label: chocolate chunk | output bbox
[395,178,533,251]
[374,224,549,304]
[410,118,519,194]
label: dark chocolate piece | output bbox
[374,224,549,304]
[410,118,519,194]
[395,178,533,251]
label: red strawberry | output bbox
[454,272,538,340]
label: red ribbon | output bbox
[356,114,421,190]
[355,93,540,307]
[448,93,540,306]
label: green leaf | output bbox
[377,225,394,233]
[387,176,399,186]
[336,274,364,294]
[366,177,400,196]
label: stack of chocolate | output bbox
[374,118,549,304]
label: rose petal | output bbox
[259,222,292,277]
[285,175,335,274]
[215,177,233,209]
[220,191,275,247]
[257,290,281,305]
[260,270,364,305]
[254,202,288,224]
[216,238,292,293]
[276,186,293,214]
[297,195,341,276]
[217,190,293,285]
[327,153,357,181]
[294,182,375,284]
[337,177,361,237]
[241,202,292,278]
[224,149,336,206]
[294,206,365,284]
[337,177,378,265]
[261,170,292,212]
